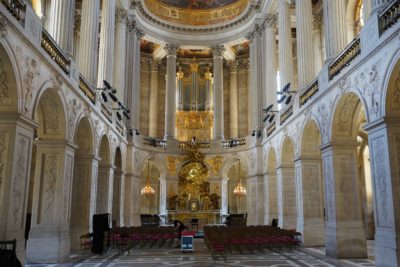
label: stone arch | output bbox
[298,119,325,246]
[70,116,95,250]
[96,135,112,214]
[384,50,400,118]
[226,157,248,215]
[278,136,296,229]
[140,158,161,214]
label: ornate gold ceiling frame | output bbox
[144,0,249,26]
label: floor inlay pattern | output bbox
[26,239,376,267]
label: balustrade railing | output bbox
[143,137,167,148]
[1,0,25,23]
[299,78,319,107]
[222,138,246,148]
[379,0,400,34]
[266,121,276,137]
[328,37,361,80]
[179,140,210,150]
[280,104,293,125]
[41,29,70,75]
[101,103,112,123]
[79,74,96,104]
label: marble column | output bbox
[164,43,178,140]
[313,15,323,76]
[371,0,391,14]
[212,45,225,140]
[77,0,100,84]
[113,9,128,101]
[48,0,75,54]
[321,143,367,258]
[296,0,314,89]
[126,20,144,130]
[264,15,278,110]
[277,166,296,229]
[294,158,325,246]
[228,61,238,138]
[278,0,294,90]
[323,0,347,60]
[149,60,160,137]
[97,0,116,87]
[27,141,76,263]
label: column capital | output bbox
[115,8,128,24]
[212,44,225,57]
[128,18,144,39]
[164,43,178,56]
[150,59,160,71]
[263,14,277,29]
[313,15,322,30]
[240,58,250,70]
[227,60,238,73]
[74,10,81,32]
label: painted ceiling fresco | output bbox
[157,0,239,9]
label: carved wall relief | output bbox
[0,132,7,194]
[41,154,58,222]
[23,57,40,114]
[317,103,330,144]
[337,155,356,219]
[41,95,60,133]
[12,135,29,228]
[63,155,73,221]
[0,15,8,37]
[0,59,10,104]
[323,155,335,221]
[67,99,82,141]
[373,138,391,227]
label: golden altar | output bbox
[167,210,220,230]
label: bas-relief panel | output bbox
[0,132,8,214]
[0,59,11,105]
[303,165,322,218]
[323,155,335,221]
[336,154,358,221]
[63,155,73,221]
[10,134,30,229]
[40,154,58,223]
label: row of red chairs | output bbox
[108,226,177,254]
[204,225,302,261]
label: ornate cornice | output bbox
[134,0,257,34]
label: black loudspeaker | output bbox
[271,218,278,227]
[92,214,111,254]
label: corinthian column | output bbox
[126,20,144,130]
[48,0,75,54]
[278,0,294,91]
[212,45,225,140]
[296,0,314,89]
[149,60,159,137]
[113,9,128,101]
[313,15,323,76]
[77,0,100,84]
[264,15,278,109]
[323,0,347,60]
[228,61,238,138]
[97,0,116,87]
[164,43,178,140]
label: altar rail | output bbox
[328,36,361,80]
[299,78,319,107]
[143,137,167,148]
[222,138,246,148]
[1,0,25,24]
[379,0,400,35]
[41,29,71,75]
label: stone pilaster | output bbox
[296,0,314,89]
[228,60,238,138]
[77,0,100,84]
[277,166,296,229]
[323,0,347,60]
[97,0,116,87]
[264,14,278,110]
[212,44,225,140]
[113,8,128,101]
[149,60,159,137]
[48,0,75,54]
[126,19,144,130]
[278,0,294,91]
[164,43,178,140]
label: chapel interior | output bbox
[0,0,400,266]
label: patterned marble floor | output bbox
[26,239,376,267]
